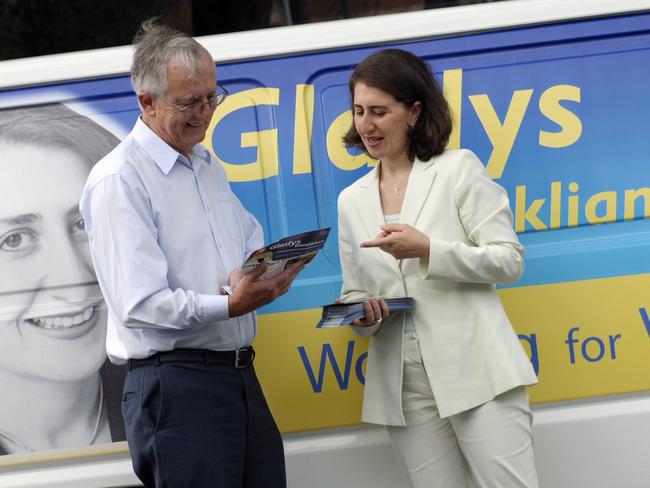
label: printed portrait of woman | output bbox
[0,103,125,455]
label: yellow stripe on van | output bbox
[254,273,650,433]
[501,272,650,404]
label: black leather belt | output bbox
[128,347,255,370]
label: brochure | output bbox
[241,227,331,280]
[316,297,415,328]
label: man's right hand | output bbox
[227,261,304,318]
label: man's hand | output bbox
[220,269,242,295]
[360,224,429,259]
[227,261,304,317]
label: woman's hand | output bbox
[341,297,389,327]
[360,224,430,259]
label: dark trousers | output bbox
[121,360,286,488]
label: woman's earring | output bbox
[408,121,415,129]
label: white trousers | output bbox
[387,333,539,488]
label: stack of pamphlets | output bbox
[316,297,415,328]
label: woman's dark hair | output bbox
[343,48,452,161]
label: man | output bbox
[79,19,301,488]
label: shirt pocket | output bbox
[214,192,244,248]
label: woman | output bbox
[0,103,125,454]
[337,49,539,487]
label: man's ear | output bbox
[138,92,156,117]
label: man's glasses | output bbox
[158,83,228,116]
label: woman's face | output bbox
[353,82,420,165]
[0,143,106,382]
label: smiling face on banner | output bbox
[0,142,107,382]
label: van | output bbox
[1,1,649,486]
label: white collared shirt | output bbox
[80,118,263,364]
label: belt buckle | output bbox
[234,347,253,368]
[234,348,245,368]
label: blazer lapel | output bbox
[354,166,403,279]
[398,158,438,273]
[400,157,438,229]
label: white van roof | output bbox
[0,0,647,89]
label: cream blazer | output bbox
[337,149,537,425]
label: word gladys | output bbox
[202,72,582,182]
[270,240,300,250]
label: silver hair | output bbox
[131,18,213,97]
[0,103,119,166]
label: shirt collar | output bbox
[132,117,211,175]
[189,145,212,167]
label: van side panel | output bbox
[0,10,649,488]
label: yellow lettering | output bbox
[550,181,562,229]
[469,89,533,179]
[203,87,280,182]
[512,182,648,233]
[539,85,582,148]
[624,188,650,220]
[443,69,462,150]
[515,185,548,232]
[293,84,314,174]
[585,191,617,224]
[568,182,580,227]
[327,111,377,170]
